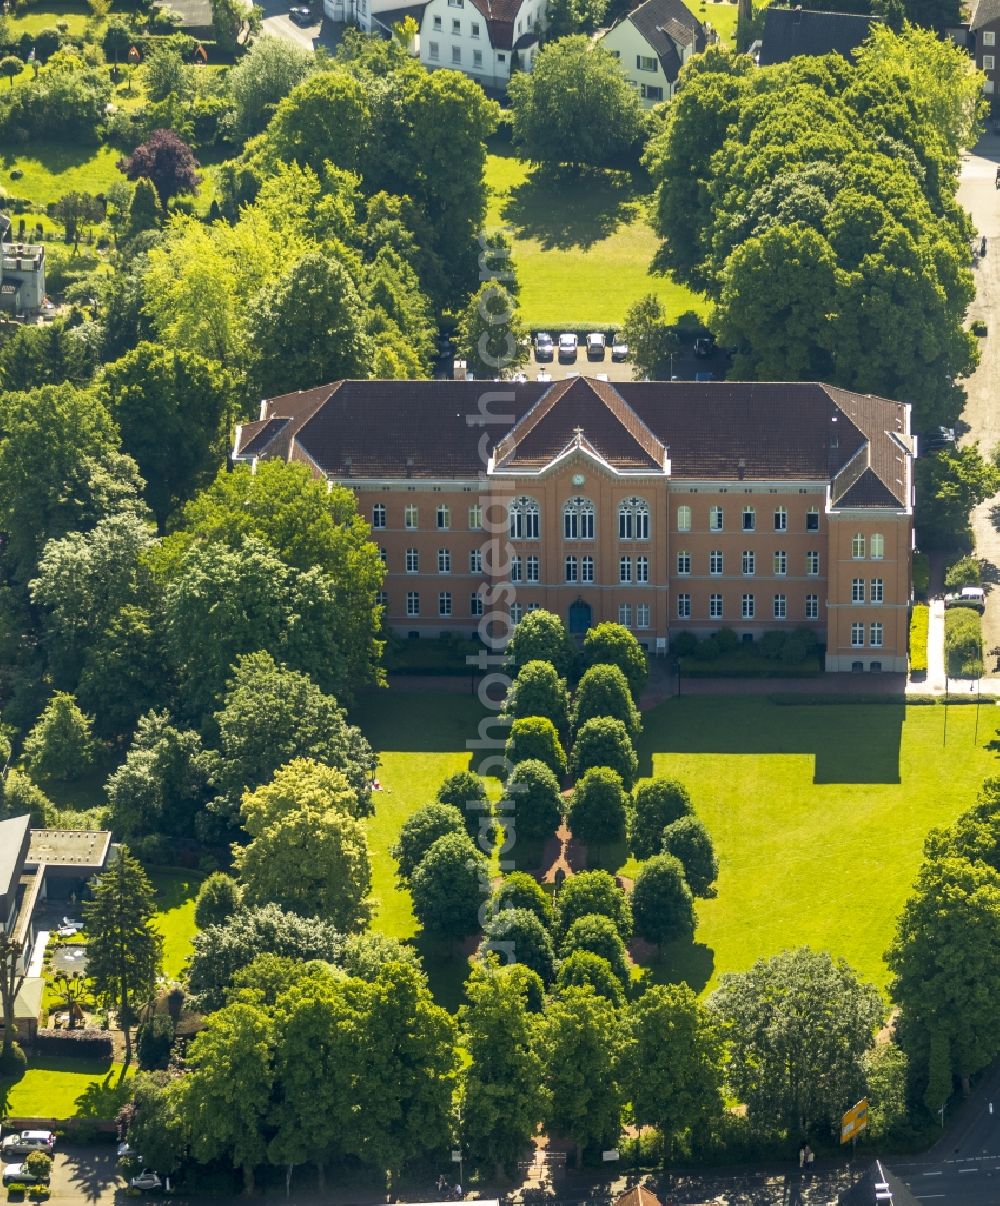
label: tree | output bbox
[504,660,569,736]
[620,984,724,1153]
[126,177,162,237]
[340,931,423,981]
[52,191,103,248]
[571,664,641,739]
[887,855,1000,1092]
[123,1073,189,1176]
[556,870,632,943]
[102,18,130,66]
[479,908,557,983]
[506,716,566,779]
[234,761,372,931]
[83,846,163,1067]
[581,622,648,701]
[211,0,248,55]
[863,1042,909,1141]
[944,555,983,590]
[567,767,629,847]
[410,832,489,943]
[622,294,682,381]
[392,803,467,881]
[0,55,22,89]
[194,872,241,929]
[247,250,372,398]
[187,903,342,1013]
[455,282,528,379]
[183,1002,274,1193]
[709,947,883,1134]
[119,129,201,208]
[503,759,564,843]
[537,986,622,1166]
[916,445,1000,549]
[632,854,695,946]
[544,0,608,37]
[560,914,630,985]
[460,959,545,1176]
[632,778,693,859]
[0,932,27,1062]
[923,1030,952,1116]
[436,771,492,845]
[228,35,314,138]
[554,950,624,1006]
[102,343,234,528]
[142,42,194,103]
[509,37,644,169]
[570,717,638,790]
[661,816,718,897]
[507,609,577,680]
[77,605,164,741]
[23,693,96,783]
[489,871,555,930]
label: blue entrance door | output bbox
[568,598,592,635]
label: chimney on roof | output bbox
[737,457,746,480]
[454,359,468,382]
[406,457,414,479]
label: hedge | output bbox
[909,604,929,676]
[679,656,822,679]
[912,551,930,599]
[32,1030,114,1060]
[944,607,983,678]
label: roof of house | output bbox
[613,0,704,80]
[14,977,44,1023]
[757,5,879,65]
[154,0,213,27]
[465,0,525,49]
[0,815,31,909]
[972,0,1000,28]
[234,377,911,508]
[26,829,112,872]
[616,1187,663,1206]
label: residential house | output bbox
[971,0,1000,113]
[418,0,545,91]
[323,0,429,38]
[0,241,45,319]
[600,0,706,107]
[233,376,915,673]
[756,6,879,65]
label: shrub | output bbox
[559,913,630,984]
[0,1041,27,1077]
[759,631,787,660]
[631,777,693,858]
[671,631,698,657]
[570,716,637,788]
[909,605,929,676]
[391,802,466,881]
[556,869,632,942]
[912,551,930,599]
[193,871,240,929]
[581,622,648,700]
[972,318,988,336]
[136,1014,174,1070]
[691,636,720,661]
[632,854,695,945]
[567,766,629,847]
[944,555,982,589]
[33,1030,114,1059]
[505,716,566,779]
[503,758,563,842]
[661,815,718,897]
[714,627,739,654]
[23,1152,51,1181]
[944,606,983,678]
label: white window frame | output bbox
[406,591,420,617]
[870,578,883,604]
[741,593,755,619]
[742,507,756,532]
[405,548,419,574]
[709,506,724,532]
[469,504,482,530]
[564,497,595,540]
[709,593,723,620]
[636,555,649,584]
[870,533,884,560]
[773,593,787,620]
[618,603,632,627]
[677,505,692,532]
[773,550,787,576]
[805,594,819,621]
[806,508,820,531]
[852,578,865,604]
[438,548,451,574]
[677,593,691,619]
[620,557,632,584]
[636,603,651,629]
[851,622,865,647]
[774,506,787,532]
[372,504,386,529]
[404,504,418,529]
[439,592,452,617]
[581,556,594,583]
[618,497,650,541]
[852,533,865,559]
[470,592,483,616]
[428,39,439,59]
[742,550,755,576]
[526,555,539,583]
[469,548,483,574]
[806,550,819,576]
[709,550,724,576]
[870,622,883,648]
[676,550,691,575]
[565,556,578,583]
[509,496,540,541]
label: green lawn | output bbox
[149,868,204,980]
[485,149,706,330]
[7,0,92,36]
[698,0,740,46]
[0,1058,133,1120]
[1,144,122,208]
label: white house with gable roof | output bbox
[599,0,707,106]
[418,0,546,91]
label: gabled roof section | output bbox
[758,6,879,65]
[618,0,704,80]
[467,0,524,49]
[492,377,668,473]
[972,0,1000,29]
[825,385,910,509]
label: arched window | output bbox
[509,496,540,540]
[618,497,650,540]
[564,497,595,540]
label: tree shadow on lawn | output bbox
[414,932,475,1014]
[75,1066,133,1117]
[1,141,110,179]
[147,867,202,912]
[632,937,715,995]
[636,699,905,785]
[499,165,647,251]
[350,689,488,754]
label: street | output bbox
[256,0,344,52]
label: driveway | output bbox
[257,0,345,52]
[957,134,1000,662]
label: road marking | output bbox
[923,1171,943,1176]
[958,1167,979,1173]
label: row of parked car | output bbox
[2,1130,55,1187]
[534,332,628,364]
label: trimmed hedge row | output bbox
[909,604,929,676]
[769,693,999,706]
[33,1030,114,1060]
[944,606,983,678]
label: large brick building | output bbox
[232,376,914,673]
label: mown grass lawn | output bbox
[485,148,706,330]
[149,868,204,980]
[7,0,93,36]
[698,0,740,46]
[0,1058,133,1120]
[1,144,122,208]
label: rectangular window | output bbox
[470,592,483,616]
[618,603,632,627]
[526,555,539,582]
[636,555,649,584]
[986,79,994,94]
[376,590,388,609]
[636,53,657,71]
[438,548,451,574]
[433,14,442,27]
[428,39,439,59]
[852,533,865,559]
[468,504,482,530]
[773,550,787,576]
[985,29,996,44]
[677,505,692,532]
[469,548,482,574]
[378,547,387,565]
[709,550,723,575]
[406,548,419,573]
[870,578,884,604]
[774,506,787,531]
[870,622,883,648]
[636,603,650,629]
[372,504,386,528]
[709,593,723,619]
[806,550,819,576]
[640,84,664,101]
[565,556,578,583]
[773,593,786,620]
[870,533,885,560]
[510,556,522,583]
[439,592,452,617]
[452,45,461,63]
[805,594,819,620]
[436,505,450,530]
[620,557,632,583]
[451,16,460,30]
[581,556,594,582]
[851,622,865,647]
[471,19,480,34]
[406,591,420,616]
[742,507,756,531]
[676,550,691,575]
[742,550,755,576]
[510,602,523,625]
[806,508,820,531]
[852,578,865,603]
[709,506,723,532]
[986,53,996,69]
[677,593,691,619]
[497,52,506,61]
[404,504,418,529]
[472,49,482,66]
[742,593,755,619]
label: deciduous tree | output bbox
[503,758,563,843]
[571,664,641,739]
[392,803,466,881]
[507,609,578,680]
[581,622,648,701]
[556,870,632,943]
[632,854,695,946]
[504,660,569,736]
[661,816,718,897]
[410,832,489,943]
[23,692,96,783]
[570,716,638,790]
[567,767,629,847]
[506,716,567,779]
[479,908,557,984]
[559,913,630,985]
[119,128,201,208]
[632,778,692,859]
[455,282,528,379]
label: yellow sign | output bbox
[841,1098,869,1144]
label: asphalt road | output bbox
[257,0,344,52]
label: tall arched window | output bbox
[564,497,595,540]
[509,496,540,540]
[618,496,650,540]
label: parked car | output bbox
[534,332,554,361]
[693,335,715,358]
[1,1132,55,1158]
[586,332,606,360]
[130,1170,166,1192]
[611,335,628,362]
[944,586,986,613]
[2,1163,49,1187]
[558,333,578,362]
[695,372,716,382]
[289,6,312,22]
